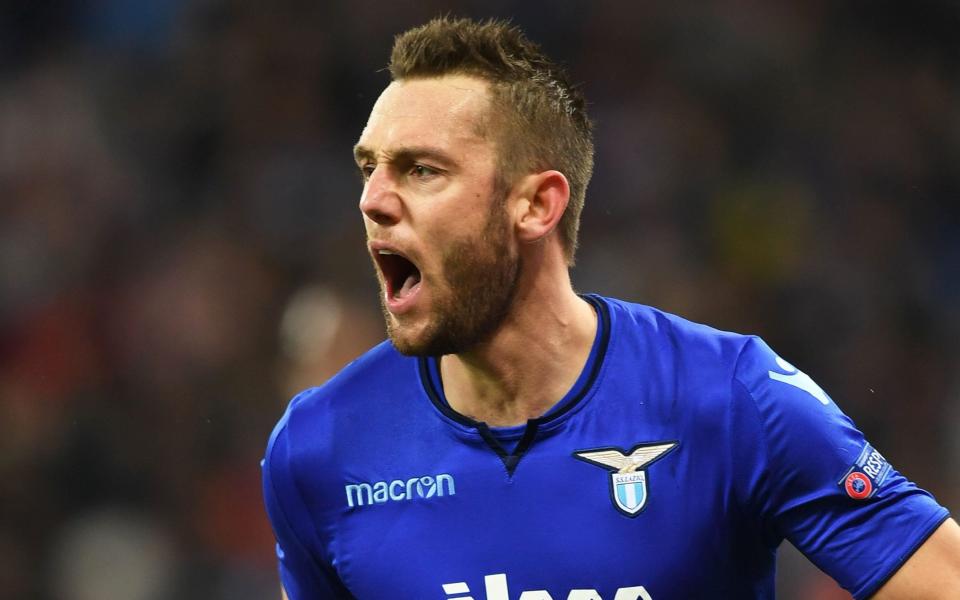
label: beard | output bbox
[383,206,521,357]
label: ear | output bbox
[512,170,570,245]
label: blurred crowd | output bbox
[1,2,958,599]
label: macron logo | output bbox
[443,573,652,600]
[345,473,455,508]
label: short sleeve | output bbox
[262,411,353,600]
[733,337,949,599]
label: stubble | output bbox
[384,204,520,357]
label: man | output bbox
[262,17,960,600]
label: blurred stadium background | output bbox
[1,1,958,599]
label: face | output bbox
[354,75,521,356]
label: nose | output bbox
[359,165,402,226]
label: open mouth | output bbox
[374,249,422,304]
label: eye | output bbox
[359,163,375,181]
[410,164,438,178]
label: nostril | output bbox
[361,201,397,226]
[365,210,395,226]
[360,187,401,225]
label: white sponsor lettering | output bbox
[442,573,652,600]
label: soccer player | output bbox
[262,17,960,600]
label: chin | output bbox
[388,330,441,357]
[386,318,464,357]
[385,316,435,357]
[389,338,431,357]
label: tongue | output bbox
[396,272,420,299]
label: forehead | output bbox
[357,75,493,158]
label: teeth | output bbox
[378,250,395,255]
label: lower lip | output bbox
[385,280,423,315]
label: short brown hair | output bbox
[389,17,594,264]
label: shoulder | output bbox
[598,295,755,374]
[264,340,412,471]
[595,295,830,441]
[284,339,409,421]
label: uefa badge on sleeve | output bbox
[838,443,892,500]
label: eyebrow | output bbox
[352,144,456,169]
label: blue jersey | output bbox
[262,295,948,600]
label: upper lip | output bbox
[368,240,416,263]
[368,239,401,255]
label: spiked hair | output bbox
[389,17,594,263]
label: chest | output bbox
[322,424,766,600]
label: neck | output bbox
[439,254,597,427]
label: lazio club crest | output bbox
[573,441,679,517]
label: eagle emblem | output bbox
[573,442,679,516]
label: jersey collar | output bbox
[417,294,611,474]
